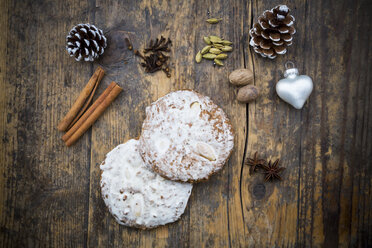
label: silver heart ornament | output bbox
[276,65,313,109]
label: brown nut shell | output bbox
[229,69,254,86]
[237,85,260,103]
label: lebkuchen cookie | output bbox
[139,90,234,183]
[100,139,192,229]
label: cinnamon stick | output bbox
[62,82,116,142]
[64,82,123,146]
[66,75,101,130]
[57,66,105,131]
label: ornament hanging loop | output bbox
[283,61,298,78]
[285,61,295,70]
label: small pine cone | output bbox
[249,5,296,59]
[66,24,107,62]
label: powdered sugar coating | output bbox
[100,139,193,229]
[139,90,234,182]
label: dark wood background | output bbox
[0,0,371,247]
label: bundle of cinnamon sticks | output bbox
[58,67,122,146]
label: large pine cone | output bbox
[249,5,295,59]
[66,24,107,62]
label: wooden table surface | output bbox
[1,0,371,247]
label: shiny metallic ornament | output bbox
[276,61,313,109]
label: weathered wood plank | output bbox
[0,0,9,246]
[188,1,246,247]
[87,0,247,247]
[0,0,95,247]
[225,1,252,247]
[0,0,371,247]
[240,0,305,246]
[242,0,372,247]
[299,0,372,247]
[87,0,196,247]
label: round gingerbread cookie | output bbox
[100,139,193,229]
[139,90,234,182]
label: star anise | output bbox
[261,159,285,181]
[245,152,266,175]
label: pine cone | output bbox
[66,24,107,62]
[249,5,296,59]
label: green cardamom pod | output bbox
[209,48,222,54]
[206,18,222,24]
[214,59,224,66]
[209,35,221,40]
[202,53,217,60]
[213,43,224,49]
[201,45,211,54]
[195,51,202,63]
[221,46,233,52]
[209,36,223,43]
[215,53,228,60]
[203,36,211,45]
[222,40,233,45]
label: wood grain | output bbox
[0,0,371,247]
